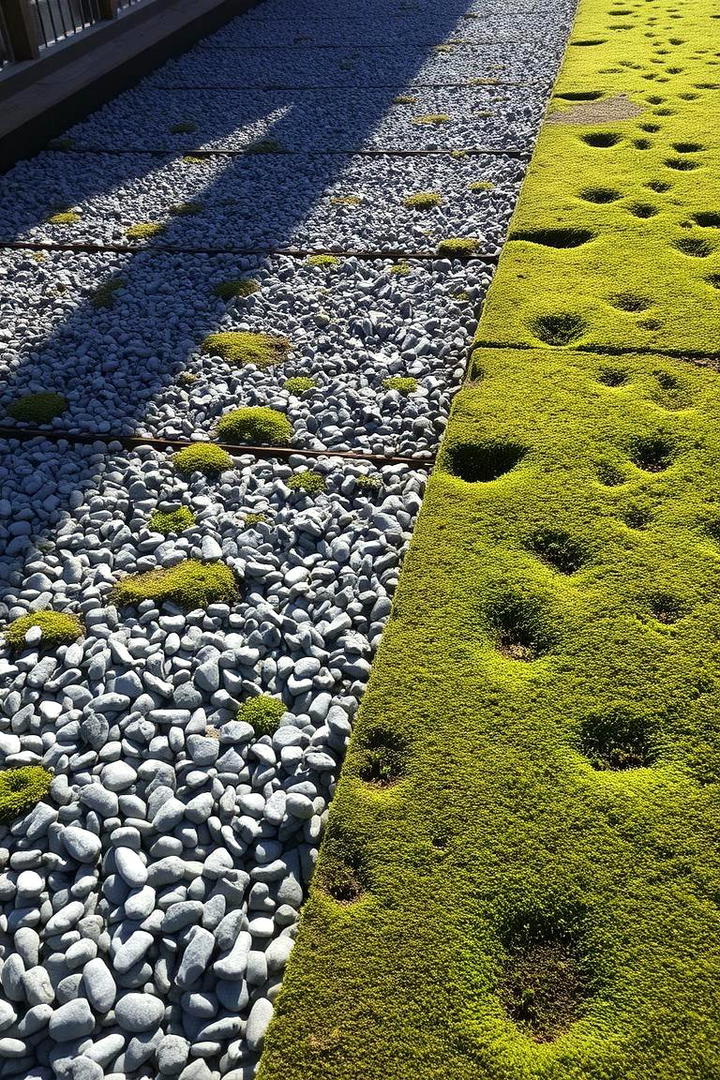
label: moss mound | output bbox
[283,377,317,396]
[91,278,124,309]
[170,120,197,134]
[411,113,450,125]
[171,444,234,477]
[201,332,290,368]
[215,406,292,446]
[7,392,67,424]
[112,559,238,610]
[0,767,52,823]
[46,210,79,225]
[382,376,418,394]
[148,507,196,535]
[238,695,286,737]
[213,279,260,300]
[170,201,203,216]
[436,236,479,257]
[126,222,165,240]
[287,470,326,494]
[404,192,442,210]
[4,611,83,650]
[306,254,339,266]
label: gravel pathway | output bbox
[0,0,575,1076]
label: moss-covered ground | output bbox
[257,1,720,1078]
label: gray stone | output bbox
[48,999,95,1041]
[115,992,164,1033]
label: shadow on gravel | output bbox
[0,0,476,601]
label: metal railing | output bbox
[30,0,103,49]
[0,0,153,66]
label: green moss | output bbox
[246,138,283,154]
[283,377,317,395]
[306,254,340,266]
[404,192,442,210]
[46,210,79,225]
[170,201,203,216]
[91,277,124,309]
[382,376,418,394]
[287,470,326,494]
[177,371,199,386]
[213,279,260,300]
[0,767,53,823]
[4,611,83,650]
[393,95,417,104]
[48,137,75,150]
[256,1,720,1077]
[182,154,206,164]
[469,181,496,193]
[237,695,286,736]
[112,559,238,610]
[170,120,197,134]
[330,196,362,206]
[411,113,450,125]
[148,507,196,535]
[126,222,165,240]
[201,332,290,368]
[171,443,234,477]
[243,512,267,527]
[215,406,293,446]
[436,236,480,257]
[355,474,382,492]
[7,392,67,424]
[389,262,411,276]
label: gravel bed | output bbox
[0,151,524,253]
[0,436,426,1079]
[244,0,576,21]
[204,13,571,45]
[149,42,563,88]
[0,252,486,454]
[65,86,541,154]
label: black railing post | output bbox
[1,0,40,58]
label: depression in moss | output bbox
[172,444,234,477]
[112,559,238,611]
[149,507,196,535]
[0,767,53,823]
[4,611,83,650]
[201,332,290,368]
[7,392,67,424]
[238,695,286,737]
[216,406,292,446]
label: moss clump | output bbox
[404,192,442,210]
[287,470,326,494]
[437,237,480,258]
[148,507,196,535]
[177,371,199,386]
[7,392,67,424]
[246,138,282,154]
[0,767,53,823]
[182,154,205,164]
[112,559,238,610]
[48,137,75,150]
[4,611,83,650]
[393,95,417,104]
[306,254,339,266]
[201,332,290,368]
[126,222,165,240]
[170,201,203,216]
[216,406,292,446]
[171,444,234,477]
[355,474,382,492]
[283,376,317,395]
[213,279,260,300]
[330,195,361,206]
[390,262,411,276]
[411,113,450,125]
[237,695,285,737]
[243,512,267,527]
[382,376,418,394]
[469,181,496,193]
[91,277,124,309]
[46,210,79,225]
[170,120,197,134]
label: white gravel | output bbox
[65,85,542,153]
[0,252,487,455]
[0,151,525,253]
